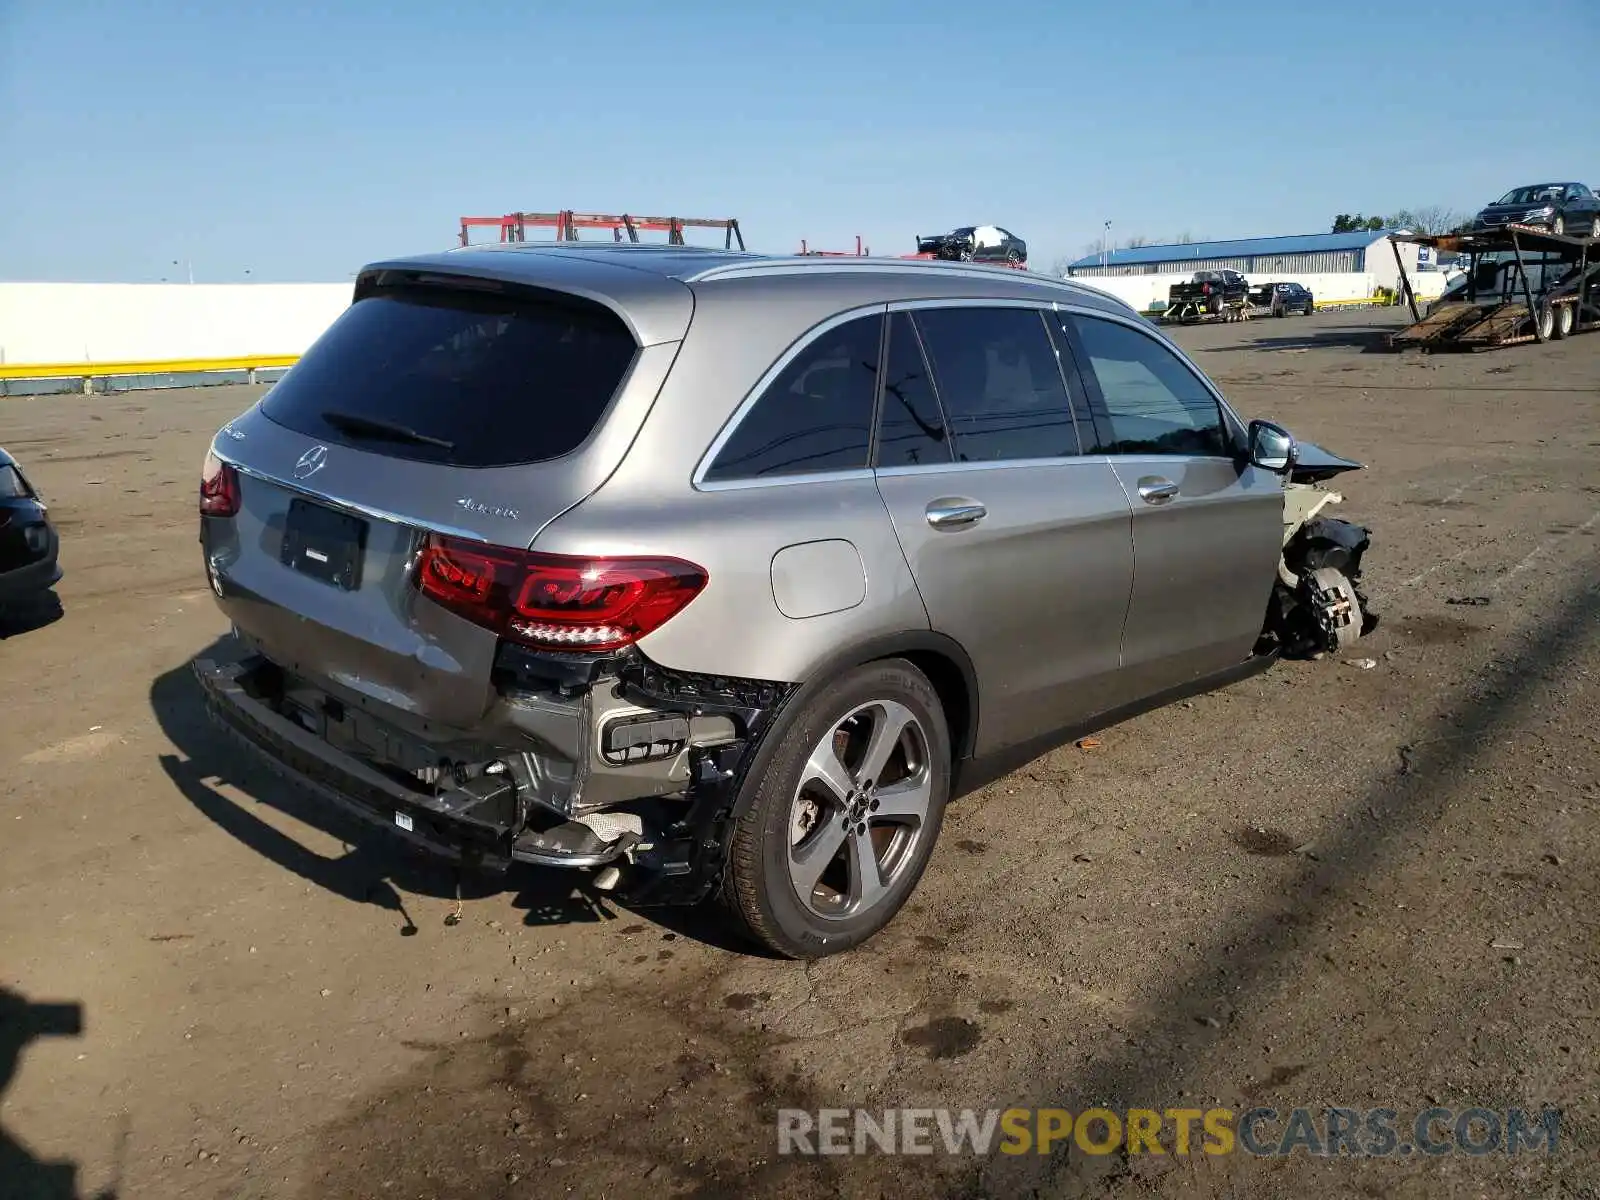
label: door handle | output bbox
[925,499,988,529]
[1136,477,1180,505]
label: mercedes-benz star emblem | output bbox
[293,445,328,480]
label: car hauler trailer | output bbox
[1388,224,1600,351]
[797,236,870,256]
[796,235,1029,269]
[458,210,746,250]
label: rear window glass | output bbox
[259,285,637,467]
[702,313,882,482]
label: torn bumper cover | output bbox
[192,652,792,905]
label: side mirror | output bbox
[1248,419,1296,474]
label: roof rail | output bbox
[684,255,1085,292]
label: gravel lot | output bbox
[2,310,1597,1200]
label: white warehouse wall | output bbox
[0,283,352,368]
[0,267,1452,375]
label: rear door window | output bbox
[259,284,638,467]
[911,306,1079,461]
[702,313,883,481]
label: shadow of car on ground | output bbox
[1195,325,1400,354]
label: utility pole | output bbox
[1101,221,1112,268]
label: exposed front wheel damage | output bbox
[1257,483,1380,660]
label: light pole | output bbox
[172,259,193,284]
[1101,221,1112,268]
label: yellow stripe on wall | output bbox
[0,354,300,381]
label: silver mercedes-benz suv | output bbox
[195,243,1376,958]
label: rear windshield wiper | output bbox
[320,410,455,451]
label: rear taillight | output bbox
[414,533,707,653]
[200,450,241,517]
[1201,283,1212,295]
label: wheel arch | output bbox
[791,630,980,764]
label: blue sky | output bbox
[2,0,1596,282]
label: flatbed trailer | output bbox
[797,236,870,256]
[1159,271,1253,324]
[1160,294,1252,324]
[1388,225,1600,351]
[458,210,745,250]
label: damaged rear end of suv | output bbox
[196,249,793,914]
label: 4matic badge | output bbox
[455,497,521,520]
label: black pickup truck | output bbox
[1167,269,1250,315]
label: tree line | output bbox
[1331,206,1465,235]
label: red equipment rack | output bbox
[458,211,745,250]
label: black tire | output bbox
[1303,300,1315,316]
[1553,303,1573,340]
[1273,301,1285,318]
[1590,216,1600,239]
[721,658,952,959]
[1552,215,1565,237]
[1536,304,1555,342]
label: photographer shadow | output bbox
[0,987,114,1200]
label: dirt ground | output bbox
[2,309,1597,1200]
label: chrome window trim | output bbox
[692,297,1134,492]
[885,296,1055,313]
[695,467,879,494]
[212,449,490,544]
[874,455,1112,478]
[691,302,889,492]
[1050,301,1250,446]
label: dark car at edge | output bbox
[0,447,62,618]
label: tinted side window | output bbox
[912,307,1078,462]
[259,286,637,467]
[1070,316,1230,457]
[703,314,882,481]
[875,313,951,468]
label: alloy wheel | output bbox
[787,700,933,919]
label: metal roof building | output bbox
[1065,229,1407,278]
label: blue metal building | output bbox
[1064,229,1405,278]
